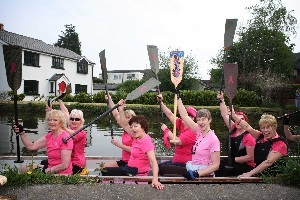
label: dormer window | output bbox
[77,59,88,74]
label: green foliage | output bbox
[233,89,261,107]
[116,80,146,93]
[158,49,201,91]
[93,91,106,103]
[54,24,82,55]
[93,77,103,84]
[0,91,11,101]
[8,91,25,101]
[74,92,93,103]
[63,93,75,102]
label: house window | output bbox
[127,74,135,80]
[114,75,119,80]
[77,59,88,74]
[52,57,64,69]
[24,51,39,67]
[50,82,54,93]
[24,80,39,95]
[75,84,87,94]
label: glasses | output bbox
[70,117,81,121]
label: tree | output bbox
[210,0,297,90]
[116,80,146,93]
[156,49,201,92]
[54,24,82,55]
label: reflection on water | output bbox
[0,112,299,156]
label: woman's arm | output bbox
[20,134,47,151]
[106,94,120,121]
[197,151,220,176]
[177,98,198,132]
[217,92,232,129]
[284,125,300,142]
[231,109,260,139]
[157,94,175,125]
[235,145,255,163]
[238,151,284,177]
[147,150,164,190]
[111,139,131,152]
[58,99,70,121]
[117,99,132,134]
[45,149,72,173]
[161,123,181,145]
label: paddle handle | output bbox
[170,94,179,143]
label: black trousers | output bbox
[215,158,254,177]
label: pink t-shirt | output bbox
[258,132,288,156]
[173,118,196,163]
[192,128,220,165]
[45,131,73,175]
[127,134,155,176]
[122,131,133,162]
[232,131,256,167]
[71,130,86,168]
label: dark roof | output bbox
[49,73,65,81]
[0,30,94,64]
[93,84,119,90]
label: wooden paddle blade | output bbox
[170,51,184,88]
[224,63,238,101]
[147,45,159,75]
[224,19,238,50]
[125,78,160,101]
[99,49,107,84]
[3,45,23,92]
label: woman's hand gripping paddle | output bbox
[170,51,184,144]
[47,81,67,107]
[62,78,160,143]
[99,49,114,139]
[147,45,163,120]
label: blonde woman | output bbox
[14,110,73,174]
[231,110,288,177]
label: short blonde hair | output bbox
[124,109,136,117]
[69,109,85,127]
[258,114,277,130]
[196,109,212,120]
[46,109,67,130]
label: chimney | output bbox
[0,23,4,30]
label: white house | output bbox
[0,23,95,101]
[100,70,148,84]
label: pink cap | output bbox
[186,106,197,118]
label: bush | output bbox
[0,91,10,101]
[8,91,25,101]
[93,91,106,103]
[74,92,93,103]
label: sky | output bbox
[1,0,300,80]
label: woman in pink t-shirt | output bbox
[231,110,288,177]
[101,95,135,169]
[14,110,73,175]
[167,89,221,180]
[102,99,164,190]
[46,100,87,175]
[215,92,255,177]
[156,93,196,175]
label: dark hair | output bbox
[128,115,148,133]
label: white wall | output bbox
[0,42,11,92]
[107,72,144,84]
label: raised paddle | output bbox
[99,49,114,139]
[277,110,300,119]
[169,51,184,144]
[147,45,163,120]
[222,19,238,168]
[3,45,24,163]
[47,81,67,107]
[62,77,161,143]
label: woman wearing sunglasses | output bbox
[215,92,255,177]
[46,99,87,175]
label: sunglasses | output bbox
[70,117,81,121]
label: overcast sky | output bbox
[1,0,300,80]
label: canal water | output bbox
[0,111,299,157]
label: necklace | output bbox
[202,129,211,137]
